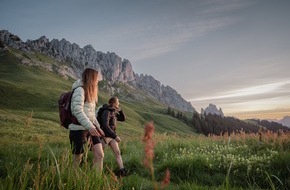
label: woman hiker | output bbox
[69,68,105,173]
[98,96,128,176]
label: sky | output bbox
[1,0,290,120]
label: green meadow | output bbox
[0,50,290,189]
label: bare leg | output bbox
[91,143,104,173]
[101,138,106,150]
[109,140,124,169]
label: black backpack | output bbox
[96,105,105,125]
[58,88,80,128]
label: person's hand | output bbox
[114,105,121,111]
[89,127,101,136]
[115,136,121,143]
[97,128,105,136]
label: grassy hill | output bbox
[0,48,196,141]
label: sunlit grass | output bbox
[1,126,289,189]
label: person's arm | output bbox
[116,108,126,121]
[101,110,117,139]
[71,87,100,136]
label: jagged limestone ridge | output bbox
[0,30,195,112]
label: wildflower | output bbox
[143,122,154,141]
[142,122,170,190]
[161,169,170,189]
[143,122,155,169]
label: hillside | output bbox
[0,47,196,137]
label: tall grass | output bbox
[1,123,290,189]
[0,146,118,190]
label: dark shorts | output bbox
[69,130,101,154]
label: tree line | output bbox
[167,107,290,136]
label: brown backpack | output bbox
[58,88,80,128]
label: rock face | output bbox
[0,30,195,112]
[201,104,224,117]
[279,116,290,127]
[0,30,28,50]
[134,74,194,112]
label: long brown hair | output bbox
[82,68,98,103]
[109,97,118,106]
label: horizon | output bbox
[1,0,290,120]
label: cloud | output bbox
[119,16,239,62]
[92,0,251,62]
[200,0,255,15]
[230,108,290,120]
[190,79,290,119]
[227,95,290,112]
[189,80,290,101]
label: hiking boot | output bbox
[118,168,128,177]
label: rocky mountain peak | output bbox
[279,116,290,127]
[134,74,194,112]
[0,29,195,112]
[83,44,94,51]
[201,103,224,117]
[26,35,49,51]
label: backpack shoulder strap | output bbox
[71,86,85,102]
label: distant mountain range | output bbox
[201,103,224,117]
[0,30,194,112]
[201,103,290,129]
[279,116,290,127]
[269,116,290,128]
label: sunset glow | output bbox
[1,0,290,120]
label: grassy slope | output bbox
[0,48,195,142]
[0,49,197,188]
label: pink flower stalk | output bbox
[143,121,155,141]
[161,169,170,189]
[143,122,155,169]
[142,122,171,189]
